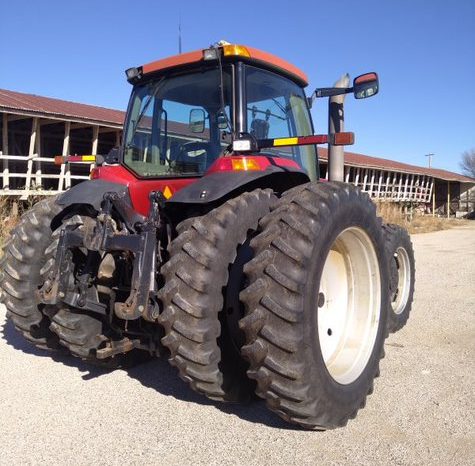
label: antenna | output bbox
[178,16,182,54]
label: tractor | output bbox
[0,42,415,429]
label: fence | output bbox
[0,151,93,199]
[320,164,434,203]
[0,150,436,205]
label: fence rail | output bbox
[321,165,434,203]
[0,152,93,199]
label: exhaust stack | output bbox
[328,73,350,182]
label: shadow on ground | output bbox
[1,317,295,430]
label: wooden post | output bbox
[59,121,70,191]
[91,125,99,173]
[2,113,8,190]
[377,171,383,199]
[344,166,350,183]
[409,175,415,202]
[428,176,434,202]
[385,172,391,199]
[413,175,419,202]
[115,131,121,147]
[362,169,368,192]
[92,125,99,155]
[403,174,409,201]
[393,172,399,200]
[447,181,450,218]
[395,173,400,200]
[35,121,42,187]
[419,176,426,202]
[369,170,375,197]
[431,179,435,216]
[24,117,38,194]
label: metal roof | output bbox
[318,148,475,184]
[0,88,124,127]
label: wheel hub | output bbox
[391,247,411,315]
[317,227,381,385]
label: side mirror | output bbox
[189,108,206,133]
[353,72,379,99]
[217,111,228,130]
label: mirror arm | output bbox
[308,86,353,108]
[314,87,353,98]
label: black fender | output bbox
[53,180,145,230]
[166,166,309,206]
[56,180,129,211]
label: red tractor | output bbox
[0,43,415,429]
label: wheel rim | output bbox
[317,227,381,385]
[391,246,411,315]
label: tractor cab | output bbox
[121,42,318,181]
[65,43,378,214]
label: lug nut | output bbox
[318,292,325,308]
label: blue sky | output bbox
[1,0,474,173]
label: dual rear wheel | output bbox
[160,182,393,429]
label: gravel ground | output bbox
[0,223,474,466]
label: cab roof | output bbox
[139,44,308,87]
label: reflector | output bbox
[331,132,355,145]
[231,158,260,171]
[163,186,173,199]
[222,44,251,58]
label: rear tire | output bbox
[158,189,276,402]
[239,182,389,429]
[46,213,150,368]
[383,224,415,333]
[49,308,146,369]
[0,197,62,350]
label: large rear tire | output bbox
[46,213,150,368]
[239,182,390,429]
[383,224,415,333]
[0,197,63,350]
[158,189,276,402]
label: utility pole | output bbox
[425,153,434,168]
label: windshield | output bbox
[246,66,317,180]
[123,67,232,177]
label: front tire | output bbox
[239,182,390,429]
[0,197,62,350]
[383,224,415,333]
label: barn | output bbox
[0,88,474,216]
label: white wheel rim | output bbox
[391,247,411,315]
[317,227,381,385]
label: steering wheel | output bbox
[175,141,214,173]
[177,141,211,157]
